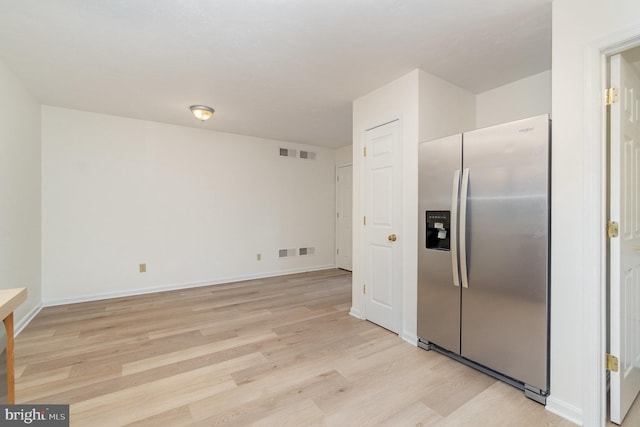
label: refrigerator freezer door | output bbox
[417,134,462,354]
[460,114,549,391]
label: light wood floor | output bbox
[15,269,578,426]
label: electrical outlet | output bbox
[256,254,261,261]
[139,263,146,273]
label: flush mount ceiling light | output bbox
[189,105,214,121]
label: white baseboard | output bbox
[349,307,364,319]
[15,302,43,336]
[545,396,583,426]
[401,331,418,346]
[43,264,337,307]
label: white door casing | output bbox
[609,52,640,425]
[337,165,353,271]
[362,120,401,333]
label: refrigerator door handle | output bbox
[451,169,461,287]
[460,168,470,288]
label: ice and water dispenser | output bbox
[425,211,451,251]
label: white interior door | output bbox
[362,120,401,333]
[609,52,640,425]
[337,165,353,271]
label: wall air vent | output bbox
[279,148,297,157]
[279,248,297,257]
[299,151,316,160]
[299,247,315,256]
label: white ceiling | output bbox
[0,0,552,148]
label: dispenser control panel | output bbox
[425,210,451,251]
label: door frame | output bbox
[358,118,403,333]
[335,163,353,271]
[583,29,640,426]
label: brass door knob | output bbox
[388,234,397,242]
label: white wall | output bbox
[352,69,474,342]
[41,107,336,303]
[0,59,42,330]
[419,70,476,142]
[335,145,352,167]
[551,1,640,425]
[476,70,551,128]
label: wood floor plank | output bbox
[419,356,497,417]
[249,399,325,427]
[19,339,267,404]
[121,331,277,376]
[72,366,237,426]
[317,349,447,425]
[196,371,346,426]
[378,401,443,427]
[14,269,581,426]
[126,406,194,427]
[436,381,575,427]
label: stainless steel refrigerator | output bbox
[417,114,550,404]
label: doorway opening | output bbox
[336,164,353,272]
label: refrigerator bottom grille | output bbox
[417,339,548,405]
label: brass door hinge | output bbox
[605,87,619,106]
[363,284,366,294]
[363,215,366,225]
[608,221,619,238]
[606,353,619,372]
[363,146,367,157]
[337,249,339,255]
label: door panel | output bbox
[460,115,550,391]
[371,245,393,308]
[610,52,640,425]
[417,134,462,353]
[371,167,393,225]
[363,120,400,333]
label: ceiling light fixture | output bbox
[189,105,214,121]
